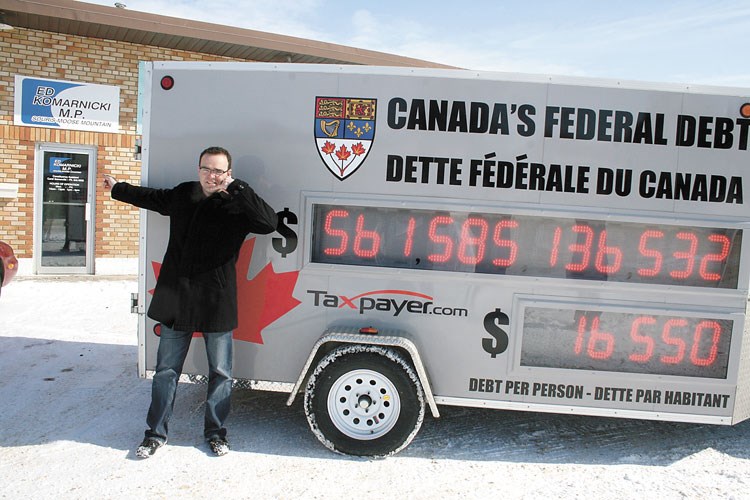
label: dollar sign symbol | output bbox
[272,208,298,258]
[482,308,509,358]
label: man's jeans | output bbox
[145,325,233,442]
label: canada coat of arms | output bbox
[314,97,376,180]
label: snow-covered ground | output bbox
[2,277,750,499]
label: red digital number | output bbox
[629,316,656,362]
[492,220,519,267]
[552,225,615,273]
[637,230,664,277]
[595,230,623,273]
[316,205,737,290]
[574,314,614,360]
[550,227,562,267]
[323,209,349,256]
[690,320,722,366]
[428,216,454,263]
[699,234,731,281]
[550,224,595,272]
[403,217,416,257]
[458,217,488,265]
[567,224,594,272]
[353,214,380,258]
[660,318,687,364]
[573,313,724,369]
[670,231,698,279]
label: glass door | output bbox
[35,144,95,273]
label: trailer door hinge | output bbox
[131,292,139,313]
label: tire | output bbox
[304,344,425,457]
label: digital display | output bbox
[521,306,733,378]
[311,204,742,288]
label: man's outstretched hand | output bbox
[102,174,117,192]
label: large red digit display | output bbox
[311,204,742,289]
[521,307,733,378]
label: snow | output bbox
[2,276,750,499]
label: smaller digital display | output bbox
[521,306,733,378]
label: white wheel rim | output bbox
[327,368,401,440]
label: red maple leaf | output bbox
[149,261,161,296]
[234,238,301,344]
[321,141,335,154]
[335,144,351,161]
[148,238,301,343]
[351,142,366,156]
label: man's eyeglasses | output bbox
[199,166,229,176]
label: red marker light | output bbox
[359,327,379,335]
[160,75,175,90]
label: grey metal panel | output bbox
[136,62,750,425]
[733,307,750,423]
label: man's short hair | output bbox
[199,146,232,169]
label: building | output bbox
[0,0,451,275]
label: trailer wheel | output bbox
[304,344,425,457]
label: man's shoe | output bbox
[208,437,230,456]
[136,437,165,458]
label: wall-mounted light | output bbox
[0,183,19,199]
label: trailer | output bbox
[134,62,750,456]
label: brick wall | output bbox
[0,27,245,262]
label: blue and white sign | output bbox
[14,75,120,132]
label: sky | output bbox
[79,0,750,88]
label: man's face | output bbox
[198,153,231,197]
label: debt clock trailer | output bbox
[134,62,750,456]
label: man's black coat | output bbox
[112,179,278,332]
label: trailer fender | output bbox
[286,329,440,418]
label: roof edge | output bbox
[0,0,457,68]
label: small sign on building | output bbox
[14,75,120,133]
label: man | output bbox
[103,146,278,458]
